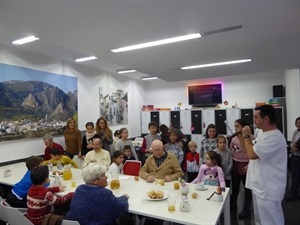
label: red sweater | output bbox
[44,142,64,160]
[26,186,74,225]
[184,151,200,171]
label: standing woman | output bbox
[64,118,82,159]
[230,119,253,219]
[81,122,100,159]
[95,117,113,154]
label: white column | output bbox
[284,69,300,140]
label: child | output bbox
[81,122,100,159]
[123,145,136,163]
[44,148,79,168]
[111,130,121,153]
[200,124,218,163]
[185,141,200,183]
[6,156,44,208]
[26,165,74,225]
[165,129,184,165]
[108,150,124,174]
[191,150,225,188]
[141,121,161,158]
[115,128,138,160]
[159,124,170,145]
[214,135,233,187]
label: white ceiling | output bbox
[0,0,299,82]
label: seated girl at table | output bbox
[26,165,74,225]
[191,150,225,188]
[6,156,44,208]
[108,150,124,174]
[44,148,79,168]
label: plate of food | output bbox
[195,185,208,191]
[50,170,63,177]
[144,190,168,201]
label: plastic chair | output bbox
[61,219,81,225]
[0,200,33,225]
[122,160,141,176]
[0,198,9,224]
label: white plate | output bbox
[195,186,208,191]
[144,190,168,201]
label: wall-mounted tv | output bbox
[188,83,222,106]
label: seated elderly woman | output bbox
[66,163,129,225]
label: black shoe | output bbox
[238,209,251,220]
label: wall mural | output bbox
[99,87,128,126]
[0,63,78,141]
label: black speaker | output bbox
[273,85,284,97]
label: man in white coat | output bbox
[240,105,287,225]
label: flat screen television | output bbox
[188,83,222,106]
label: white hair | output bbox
[81,163,106,184]
[43,134,53,141]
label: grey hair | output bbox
[43,134,53,141]
[151,139,163,149]
[81,163,106,184]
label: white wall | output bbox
[144,71,284,109]
[0,45,146,163]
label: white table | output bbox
[0,163,230,225]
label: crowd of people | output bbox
[1,106,299,225]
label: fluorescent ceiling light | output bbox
[141,77,158,81]
[181,59,252,70]
[75,56,97,62]
[111,33,201,53]
[12,36,39,45]
[117,70,136,74]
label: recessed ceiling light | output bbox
[117,70,137,74]
[181,59,252,70]
[141,76,158,80]
[12,35,39,45]
[111,33,201,53]
[75,56,97,62]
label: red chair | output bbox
[122,160,141,176]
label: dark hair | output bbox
[123,145,131,151]
[206,150,223,168]
[30,165,49,185]
[50,148,62,156]
[114,130,120,137]
[112,150,124,160]
[148,121,157,129]
[85,122,94,128]
[205,124,218,138]
[159,124,169,135]
[26,156,43,170]
[234,119,249,127]
[295,117,300,125]
[255,105,277,124]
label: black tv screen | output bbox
[188,84,222,106]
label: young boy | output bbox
[26,165,74,225]
[6,156,44,208]
[141,121,161,158]
[165,129,184,165]
[185,141,200,182]
[44,148,79,168]
[123,145,135,163]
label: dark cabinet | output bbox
[191,110,202,134]
[241,109,254,134]
[170,111,180,129]
[215,110,227,134]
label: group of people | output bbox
[3,105,298,225]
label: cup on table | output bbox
[196,182,205,190]
[71,180,76,188]
[168,199,176,212]
[173,181,180,190]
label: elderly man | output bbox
[139,140,184,182]
[43,134,64,160]
[241,105,287,225]
[82,138,111,169]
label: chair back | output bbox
[0,197,8,223]
[61,219,81,225]
[122,160,141,176]
[1,199,33,225]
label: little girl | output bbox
[81,122,100,159]
[200,124,218,163]
[165,129,184,165]
[191,150,225,188]
[108,150,124,174]
[213,135,233,187]
[115,128,138,160]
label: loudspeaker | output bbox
[273,85,284,97]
